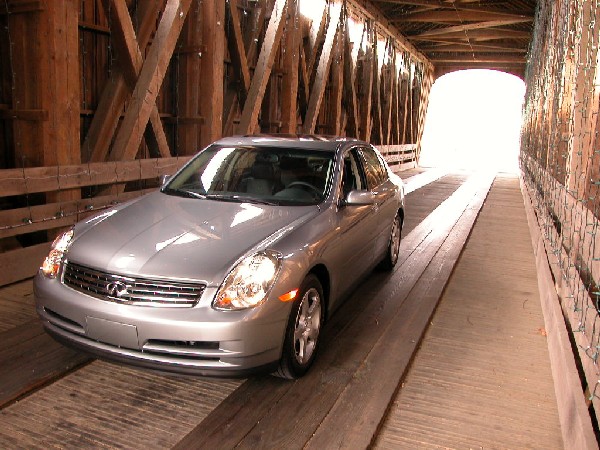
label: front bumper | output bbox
[34,272,289,377]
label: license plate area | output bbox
[86,317,139,349]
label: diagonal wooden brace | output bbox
[108,0,192,163]
[104,0,171,159]
[85,0,165,162]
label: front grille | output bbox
[63,262,205,307]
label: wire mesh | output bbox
[521,0,600,422]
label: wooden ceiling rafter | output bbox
[370,0,536,78]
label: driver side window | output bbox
[341,150,365,198]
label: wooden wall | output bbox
[520,0,600,433]
[0,0,433,286]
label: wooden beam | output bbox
[390,61,400,144]
[411,19,532,38]
[420,42,528,52]
[359,24,374,142]
[102,0,170,159]
[395,10,533,23]
[346,0,430,66]
[415,67,432,159]
[298,44,311,122]
[306,1,328,81]
[238,0,287,135]
[370,37,384,144]
[0,189,156,240]
[0,157,191,196]
[108,0,192,162]
[85,0,162,163]
[399,68,409,144]
[40,0,81,207]
[342,15,359,138]
[410,28,531,41]
[177,1,202,155]
[375,0,533,16]
[382,46,396,145]
[330,30,345,136]
[226,0,251,108]
[280,0,300,134]
[303,1,342,134]
[223,2,264,136]
[199,0,225,148]
[429,54,526,63]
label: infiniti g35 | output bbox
[34,135,405,379]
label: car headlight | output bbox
[213,250,282,310]
[41,228,74,278]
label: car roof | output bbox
[212,134,369,152]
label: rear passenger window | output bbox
[358,147,388,189]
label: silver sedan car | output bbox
[34,136,405,379]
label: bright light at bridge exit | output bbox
[419,70,525,174]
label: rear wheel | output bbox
[380,213,401,270]
[275,274,323,379]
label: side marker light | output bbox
[278,289,299,302]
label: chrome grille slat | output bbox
[63,262,204,307]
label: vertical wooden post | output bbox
[41,0,81,203]
[281,0,300,134]
[359,23,374,142]
[399,67,409,144]
[415,66,433,161]
[342,15,359,138]
[330,30,345,136]
[200,0,225,148]
[177,0,202,155]
[370,35,383,144]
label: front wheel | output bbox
[380,213,401,270]
[274,274,323,379]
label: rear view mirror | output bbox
[344,190,375,206]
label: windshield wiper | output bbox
[204,193,278,205]
[163,188,206,199]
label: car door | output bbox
[327,148,378,304]
[356,146,398,259]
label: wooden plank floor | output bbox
[374,175,563,449]
[0,280,36,332]
[0,170,564,448]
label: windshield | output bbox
[163,145,335,206]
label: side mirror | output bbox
[344,190,375,206]
[159,174,171,186]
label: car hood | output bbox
[67,192,318,285]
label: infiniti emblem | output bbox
[107,280,129,299]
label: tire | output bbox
[380,213,401,271]
[274,274,323,379]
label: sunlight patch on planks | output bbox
[374,175,563,449]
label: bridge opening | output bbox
[419,70,525,174]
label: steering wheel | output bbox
[287,181,321,197]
